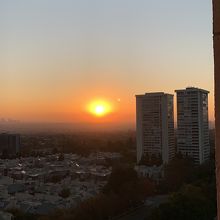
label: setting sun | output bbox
[87,100,113,117]
[95,105,105,116]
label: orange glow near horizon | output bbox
[87,100,113,118]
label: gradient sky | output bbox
[0,0,214,125]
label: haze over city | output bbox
[0,0,214,129]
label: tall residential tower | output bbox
[136,93,175,165]
[175,87,210,164]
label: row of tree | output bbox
[148,157,217,219]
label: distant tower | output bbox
[136,93,175,165]
[213,0,220,218]
[175,87,210,164]
[0,133,20,156]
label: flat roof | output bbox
[136,92,173,97]
[175,87,209,93]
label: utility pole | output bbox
[213,0,220,219]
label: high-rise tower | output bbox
[136,93,175,165]
[175,87,210,164]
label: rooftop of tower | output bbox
[175,87,209,94]
[136,92,173,97]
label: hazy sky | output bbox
[0,0,214,125]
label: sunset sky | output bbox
[0,0,214,126]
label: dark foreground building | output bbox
[0,133,20,156]
[213,0,220,219]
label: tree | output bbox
[59,188,71,198]
[103,164,138,195]
[139,153,162,166]
[7,208,37,220]
[58,153,64,161]
[52,147,58,154]
[161,157,195,192]
[148,185,216,220]
[103,164,155,206]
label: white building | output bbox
[136,93,175,165]
[175,87,210,164]
[134,165,163,181]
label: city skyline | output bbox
[0,1,217,219]
[136,87,210,166]
[0,0,214,127]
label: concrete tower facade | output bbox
[175,87,210,164]
[136,93,175,165]
[213,0,220,218]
